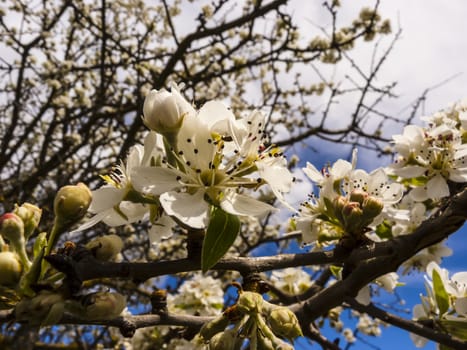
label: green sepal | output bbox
[330,265,342,279]
[432,268,450,316]
[375,220,393,239]
[201,206,240,272]
[19,246,46,297]
[123,187,160,205]
[33,231,48,258]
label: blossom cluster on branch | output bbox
[1,84,467,349]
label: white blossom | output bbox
[270,267,312,295]
[132,101,292,229]
[168,274,224,316]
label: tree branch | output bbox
[346,298,467,350]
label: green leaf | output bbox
[432,268,450,316]
[201,206,240,272]
[440,317,467,341]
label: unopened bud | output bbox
[349,190,368,206]
[236,291,263,315]
[342,202,363,233]
[54,183,92,225]
[268,306,303,341]
[143,89,184,136]
[14,203,42,239]
[0,213,31,268]
[85,234,123,261]
[0,251,22,286]
[0,213,25,246]
[332,196,348,223]
[209,329,238,350]
[362,196,384,220]
[79,292,126,320]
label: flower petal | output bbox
[392,165,427,178]
[303,162,323,183]
[295,216,319,244]
[89,186,126,213]
[131,166,187,195]
[198,100,235,132]
[426,174,450,199]
[355,286,371,305]
[103,202,147,226]
[331,159,352,178]
[159,190,209,229]
[148,215,175,245]
[70,211,108,233]
[455,297,467,315]
[410,186,429,202]
[220,191,277,217]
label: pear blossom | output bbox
[390,110,467,201]
[294,150,403,244]
[410,262,467,347]
[402,241,452,274]
[142,83,193,135]
[270,267,312,295]
[74,132,163,232]
[356,313,382,336]
[345,168,403,205]
[167,274,224,316]
[132,100,292,229]
[354,272,399,306]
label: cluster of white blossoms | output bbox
[65,83,467,348]
[294,149,403,245]
[168,274,224,317]
[292,100,467,275]
[75,83,293,245]
[411,262,467,347]
[389,99,467,201]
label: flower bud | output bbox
[14,202,42,239]
[78,292,127,320]
[0,213,31,268]
[209,329,238,350]
[349,190,368,206]
[143,89,184,135]
[362,196,384,220]
[332,196,348,223]
[54,183,92,225]
[236,291,263,315]
[0,213,25,246]
[0,251,22,286]
[85,234,124,261]
[342,202,363,233]
[267,306,303,341]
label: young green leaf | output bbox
[432,268,450,316]
[201,206,240,272]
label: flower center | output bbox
[199,169,227,187]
